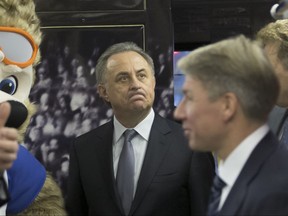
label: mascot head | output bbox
[0,0,42,141]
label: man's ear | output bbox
[97,84,110,102]
[221,92,238,122]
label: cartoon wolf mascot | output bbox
[0,0,67,215]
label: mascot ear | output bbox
[5,100,28,128]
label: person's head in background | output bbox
[256,19,288,107]
[174,35,279,160]
[96,42,156,128]
[270,0,288,20]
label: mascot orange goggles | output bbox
[0,26,38,68]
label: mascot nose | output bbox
[5,100,28,128]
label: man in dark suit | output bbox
[174,35,288,215]
[66,42,215,216]
[256,20,288,144]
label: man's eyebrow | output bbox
[182,89,188,94]
[116,71,129,76]
[136,68,146,73]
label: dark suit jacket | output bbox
[66,114,214,216]
[219,131,288,216]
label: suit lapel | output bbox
[268,106,287,135]
[130,115,172,214]
[220,132,278,215]
[92,121,124,213]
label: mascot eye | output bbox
[0,76,18,95]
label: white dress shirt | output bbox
[217,124,269,210]
[113,109,155,196]
[0,170,8,215]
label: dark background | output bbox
[28,0,278,201]
[172,0,277,50]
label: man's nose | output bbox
[130,75,141,89]
[174,99,185,120]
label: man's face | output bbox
[98,51,155,116]
[264,43,288,107]
[174,75,225,151]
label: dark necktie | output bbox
[207,175,226,216]
[0,173,9,207]
[116,129,137,215]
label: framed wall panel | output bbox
[35,0,146,11]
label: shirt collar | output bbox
[218,124,269,187]
[114,109,155,143]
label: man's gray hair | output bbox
[95,42,155,85]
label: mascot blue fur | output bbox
[0,0,66,215]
